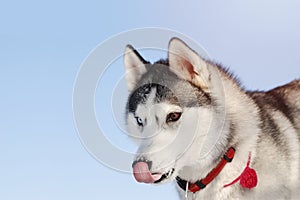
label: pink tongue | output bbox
[132,162,162,183]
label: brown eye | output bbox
[166,112,182,123]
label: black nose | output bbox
[132,158,152,170]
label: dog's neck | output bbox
[176,147,236,193]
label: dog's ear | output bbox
[168,38,210,93]
[124,45,149,92]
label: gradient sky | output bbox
[1,1,300,199]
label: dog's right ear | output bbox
[168,38,210,93]
[124,45,149,92]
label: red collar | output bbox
[176,147,235,193]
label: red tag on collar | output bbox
[224,152,257,189]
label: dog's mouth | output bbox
[153,168,175,184]
[132,161,175,184]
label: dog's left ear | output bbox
[168,38,210,92]
[124,45,149,92]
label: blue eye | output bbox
[135,117,143,126]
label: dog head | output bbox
[124,38,227,184]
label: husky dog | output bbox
[124,38,300,199]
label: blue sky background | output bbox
[1,1,300,199]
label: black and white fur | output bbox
[124,38,300,199]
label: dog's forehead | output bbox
[126,63,212,114]
[127,83,179,114]
[140,62,178,85]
